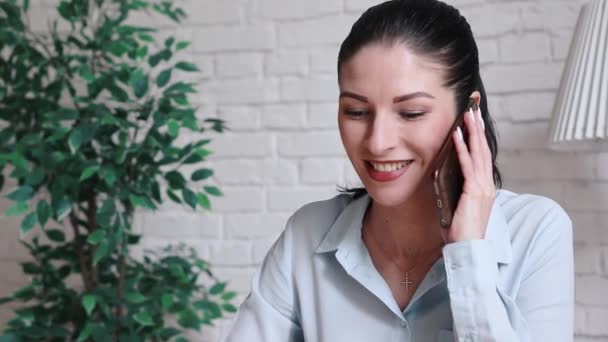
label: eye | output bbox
[399,111,426,119]
[344,110,370,118]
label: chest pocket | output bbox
[437,329,454,342]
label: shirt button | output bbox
[401,321,407,328]
[450,263,461,270]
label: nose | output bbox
[365,112,398,156]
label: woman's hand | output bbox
[441,104,496,244]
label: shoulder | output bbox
[282,193,355,249]
[497,188,572,249]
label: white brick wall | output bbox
[2,0,607,341]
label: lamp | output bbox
[548,0,608,151]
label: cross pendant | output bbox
[401,272,414,292]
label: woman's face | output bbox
[338,43,458,208]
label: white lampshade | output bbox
[548,0,608,151]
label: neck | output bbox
[363,184,445,261]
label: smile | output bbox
[365,160,414,182]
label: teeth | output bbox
[370,161,411,172]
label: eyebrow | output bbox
[339,91,435,103]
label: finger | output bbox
[465,107,484,174]
[476,107,493,179]
[453,127,474,179]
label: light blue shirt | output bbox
[225,189,574,341]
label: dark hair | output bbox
[336,0,502,199]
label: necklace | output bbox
[362,212,444,293]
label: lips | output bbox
[365,160,414,182]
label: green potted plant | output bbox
[0,0,235,340]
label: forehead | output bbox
[339,43,448,95]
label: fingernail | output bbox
[456,126,463,140]
[468,108,476,122]
[477,108,485,130]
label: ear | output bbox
[469,91,481,106]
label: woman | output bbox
[225,0,573,341]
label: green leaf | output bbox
[36,200,51,227]
[68,128,84,154]
[45,229,65,242]
[82,295,96,316]
[209,282,226,295]
[161,293,173,310]
[191,168,213,181]
[175,41,190,51]
[20,212,37,237]
[93,240,109,265]
[79,165,100,181]
[6,186,34,202]
[99,166,117,186]
[165,171,186,189]
[134,311,154,326]
[175,61,198,72]
[54,197,72,221]
[0,334,18,342]
[164,37,175,48]
[87,230,105,245]
[139,33,154,42]
[222,303,237,313]
[196,192,211,210]
[5,202,28,217]
[125,292,146,304]
[182,188,197,209]
[167,189,182,204]
[76,323,93,342]
[204,186,223,197]
[130,69,149,98]
[129,194,155,209]
[156,68,172,87]
[158,327,180,340]
[168,119,179,137]
[222,291,238,301]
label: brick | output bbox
[498,92,557,121]
[587,307,608,336]
[192,25,275,53]
[212,187,265,213]
[217,105,261,131]
[216,53,263,79]
[265,50,309,76]
[461,4,520,37]
[552,28,576,61]
[277,131,345,157]
[212,267,257,294]
[307,103,339,128]
[311,46,340,73]
[499,33,552,63]
[182,0,243,25]
[574,245,601,275]
[521,2,583,31]
[344,0,385,12]
[257,0,342,19]
[300,158,344,185]
[139,238,210,260]
[498,151,595,181]
[140,212,222,239]
[208,240,253,267]
[261,104,307,129]
[213,159,263,185]
[575,275,608,305]
[597,153,608,181]
[207,78,280,104]
[575,304,587,335]
[343,159,363,188]
[281,75,338,102]
[262,159,299,185]
[602,246,608,275]
[210,133,272,158]
[564,182,608,211]
[188,54,215,80]
[224,213,289,240]
[569,211,600,245]
[477,39,499,65]
[501,180,565,206]
[278,15,357,48]
[494,121,551,149]
[482,63,563,93]
[268,188,337,212]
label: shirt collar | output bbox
[315,190,513,265]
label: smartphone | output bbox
[430,98,476,229]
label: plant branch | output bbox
[70,212,92,292]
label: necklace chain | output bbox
[362,210,444,292]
